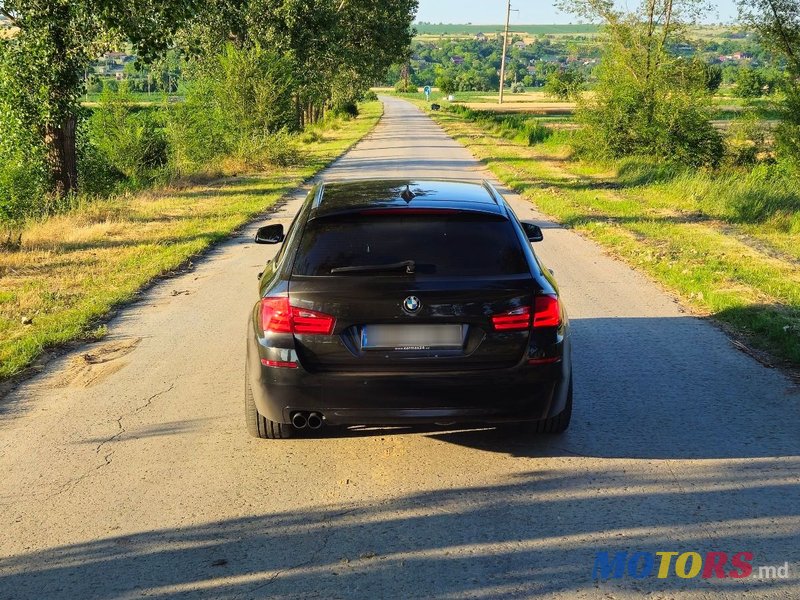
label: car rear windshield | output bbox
[292,213,529,277]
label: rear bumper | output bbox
[247,327,571,426]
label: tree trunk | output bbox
[45,116,78,196]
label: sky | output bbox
[415,1,739,25]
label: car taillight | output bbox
[291,307,335,335]
[260,297,293,333]
[533,295,561,327]
[259,297,335,335]
[491,296,561,331]
[492,306,531,331]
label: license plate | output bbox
[361,324,465,351]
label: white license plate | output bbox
[361,324,465,350]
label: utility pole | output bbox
[498,0,512,104]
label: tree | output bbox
[739,0,800,75]
[185,0,417,128]
[436,75,457,95]
[736,66,766,97]
[557,0,723,167]
[704,63,723,92]
[739,0,800,168]
[0,0,197,196]
[543,67,585,100]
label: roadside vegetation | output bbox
[0,1,416,240]
[398,0,800,367]
[420,103,800,365]
[0,0,416,381]
[0,102,382,380]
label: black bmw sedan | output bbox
[245,179,572,438]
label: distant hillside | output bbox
[414,23,601,36]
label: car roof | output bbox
[309,179,506,219]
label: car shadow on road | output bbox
[435,315,799,460]
[1,464,797,599]
[299,315,799,461]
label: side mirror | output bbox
[521,221,544,243]
[255,224,284,245]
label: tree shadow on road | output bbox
[1,464,797,599]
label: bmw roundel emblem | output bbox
[403,296,421,313]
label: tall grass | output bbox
[446,105,552,146]
[615,158,800,232]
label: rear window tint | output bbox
[293,214,529,276]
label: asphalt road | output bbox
[1,97,798,599]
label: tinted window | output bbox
[293,214,529,276]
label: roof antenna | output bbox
[401,185,415,203]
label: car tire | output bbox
[532,374,572,434]
[245,368,293,439]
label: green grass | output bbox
[421,104,800,366]
[0,102,383,381]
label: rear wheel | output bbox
[532,375,572,434]
[245,368,293,439]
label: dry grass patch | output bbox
[0,102,382,380]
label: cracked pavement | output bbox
[0,97,798,599]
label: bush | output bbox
[394,80,418,94]
[435,75,457,95]
[0,150,47,245]
[736,68,767,98]
[704,64,723,93]
[234,130,302,170]
[726,110,770,166]
[86,78,104,94]
[0,115,48,243]
[166,44,296,176]
[88,90,168,183]
[362,90,378,102]
[331,102,359,119]
[575,53,724,168]
[775,87,800,171]
[544,68,585,100]
[511,82,526,94]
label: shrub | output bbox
[435,76,457,95]
[511,82,526,94]
[234,130,301,170]
[331,102,359,119]
[775,87,800,172]
[166,44,296,175]
[575,55,724,168]
[88,91,168,183]
[362,90,378,102]
[726,110,770,166]
[394,80,418,94]
[736,68,767,98]
[77,127,126,197]
[0,115,48,243]
[0,149,47,245]
[544,68,585,100]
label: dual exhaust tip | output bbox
[291,411,323,430]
